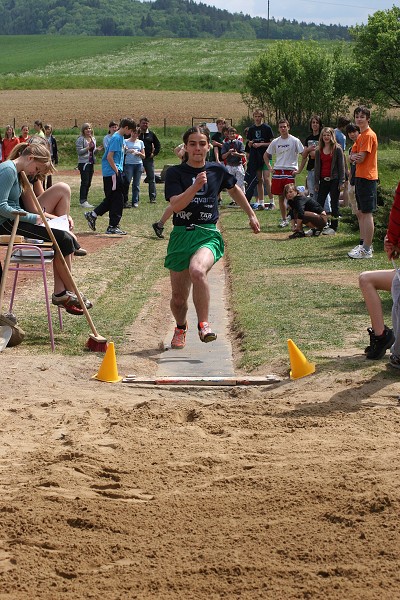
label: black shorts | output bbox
[355,178,377,213]
[0,220,76,256]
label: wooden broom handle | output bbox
[0,212,23,315]
[20,171,101,338]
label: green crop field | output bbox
[0,35,350,92]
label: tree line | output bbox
[0,0,350,39]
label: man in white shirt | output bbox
[264,120,304,227]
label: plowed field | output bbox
[0,89,248,128]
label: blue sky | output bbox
[200,0,398,27]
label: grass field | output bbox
[9,155,399,368]
[0,35,349,91]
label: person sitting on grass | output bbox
[284,183,327,239]
[0,142,92,315]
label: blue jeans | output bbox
[123,163,142,205]
[143,158,156,201]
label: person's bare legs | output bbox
[169,247,216,346]
[278,193,286,220]
[359,211,374,247]
[359,270,394,335]
[22,183,71,216]
[256,170,264,205]
[170,269,192,326]
[189,247,215,323]
[37,183,71,215]
[263,170,273,203]
[52,252,75,295]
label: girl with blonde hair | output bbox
[0,142,91,315]
[314,127,345,235]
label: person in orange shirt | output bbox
[347,106,378,259]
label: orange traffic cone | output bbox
[92,341,122,383]
[287,339,315,380]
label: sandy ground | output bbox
[0,268,399,599]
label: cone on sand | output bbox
[287,339,315,380]
[92,341,122,383]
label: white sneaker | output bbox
[305,229,314,237]
[347,244,362,257]
[322,227,336,235]
[279,219,289,228]
[80,201,94,209]
[348,246,373,259]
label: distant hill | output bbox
[0,0,350,39]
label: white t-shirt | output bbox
[267,135,304,170]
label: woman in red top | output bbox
[18,124,29,143]
[2,125,20,161]
[314,127,345,234]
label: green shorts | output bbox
[164,224,224,272]
[262,159,272,171]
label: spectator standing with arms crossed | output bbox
[164,126,260,349]
[264,119,304,227]
[138,117,161,204]
[347,106,378,259]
